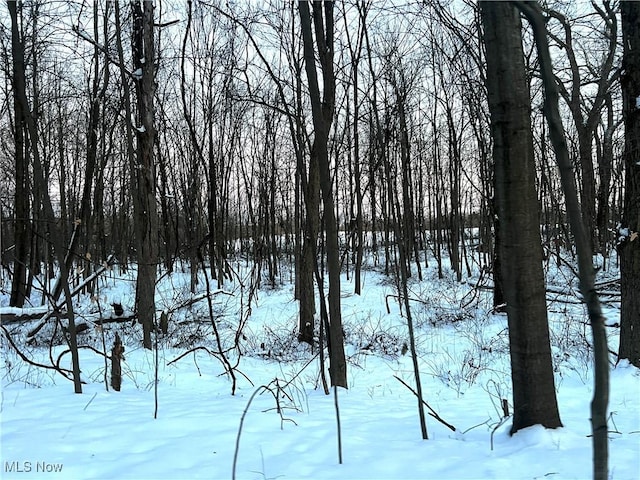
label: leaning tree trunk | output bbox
[516,3,610,479]
[480,1,562,434]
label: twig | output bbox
[232,386,268,480]
[491,416,511,451]
[385,294,428,315]
[393,375,457,432]
[83,392,98,411]
[1,325,74,377]
[166,289,233,315]
[167,346,222,365]
[334,385,343,464]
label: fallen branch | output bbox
[167,346,225,366]
[385,294,429,315]
[26,256,117,338]
[94,315,137,325]
[393,375,457,432]
[594,278,620,290]
[56,344,111,372]
[167,289,234,315]
[2,310,69,324]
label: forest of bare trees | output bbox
[1,1,639,478]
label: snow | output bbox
[1,258,639,480]
[0,306,48,317]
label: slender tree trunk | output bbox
[445,105,462,282]
[394,86,422,282]
[480,1,562,434]
[9,0,82,393]
[299,0,347,388]
[384,131,429,440]
[53,1,110,300]
[516,3,609,479]
[298,153,320,345]
[547,2,617,253]
[343,7,365,294]
[596,94,616,257]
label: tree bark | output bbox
[619,2,640,368]
[9,1,30,308]
[298,151,320,345]
[480,0,562,433]
[132,0,159,349]
[113,0,158,350]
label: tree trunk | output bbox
[480,1,562,433]
[9,0,82,393]
[114,0,158,350]
[132,1,159,350]
[515,3,609,478]
[9,1,30,308]
[619,2,640,368]
[596,94,615,257]
[299,0,347,388]
[298,153,320,345]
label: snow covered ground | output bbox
[1,258,639,479]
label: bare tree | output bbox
[298,0,347,388]
[113,0,159,350]
[132,0,159,350]
[515,3,610,478]
[9,0,82,392]
[618,2,640,368]
[545,2,618,252]
[480,0,562,434]
[8,0,29,308]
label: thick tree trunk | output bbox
[133,1,159,349]
[619,2,640,368]
[480,1,562,433]
[114,0,158,350]
[9,1,30,309]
